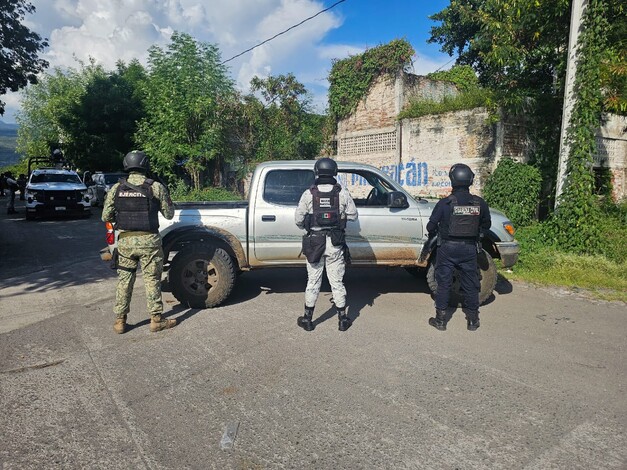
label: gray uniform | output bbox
[295,184,358,308]
[102,172,174,318]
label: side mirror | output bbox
[387,191,409,209]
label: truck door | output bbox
[338,170,423,264]
[251,168,315,263]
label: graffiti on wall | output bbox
[378,159,453,189]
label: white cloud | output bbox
[1,0,450,122]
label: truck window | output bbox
[263,169,314,205]
[338,170,394,206]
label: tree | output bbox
[249,74,324,162]
[135,32,235,189]
[0,0,49,115]
[59,60,146,171]
[15,60,104,163]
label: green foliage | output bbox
[228,74,325,177]
[135,32,235,190]
[483,158,541,227]
[426,65,479,92]
[0,0,48,115]
[546,0,608,254]
[169,178,242,202]
[16,60,105,162]
[328,39,414,122]
[398,87,491,120]
[506,221,627,301]
[600,2,626,114]
[59,60,146,172]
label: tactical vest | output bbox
[446,194,481,239]
[114,178,160,232]
[310,184,342,229]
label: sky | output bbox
[2,0,453,124]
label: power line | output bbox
[221,0,347,65]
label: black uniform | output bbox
[427,187,491,317]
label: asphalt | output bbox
[0,196,626,469]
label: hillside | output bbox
[0,121,22,168]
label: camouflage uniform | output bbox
[102,172,174,319]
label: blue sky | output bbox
[2,0,453,123]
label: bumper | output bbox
[495,241,520,268]
[26,202,91,217]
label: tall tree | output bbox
[0,0,48,115]
[59,60,146,171]
[135,32,235,189]
[15,60,103,162]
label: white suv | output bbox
[25,168,92,220]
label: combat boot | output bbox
[297,305,315,331]
[337,307,352,332]
[466,316,480,331]
[428,309,448,331]
[150,314,177,332]
[113,315,127,334]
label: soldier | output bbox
[5,172,18,214]
[426,163,491,331]
[102,150,176,334]
[295,158,358,332]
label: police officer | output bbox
[295,158,358,331]
[426,163,491,331]
[102,151,176,334]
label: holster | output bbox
[302,232,327,264]
[110,248,119,270]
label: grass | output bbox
[499,223,627,303]
[398,88,491,120]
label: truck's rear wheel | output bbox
[170,244,236,309]
[426,249,497,306]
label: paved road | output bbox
[0,201,625,469]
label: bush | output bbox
[398,87,491,120]
[169,179,242,202]
[483,158,541,228]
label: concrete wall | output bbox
[334,71,627,202]
[596,113,627,202]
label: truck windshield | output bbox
[104,174,125,184]
[30,173,82,184]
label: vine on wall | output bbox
[327,39,415,123]
[546,0,608,253]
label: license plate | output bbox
[55,206,66,211]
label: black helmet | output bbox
[449,163,474,187]
[314,158,338,178]
[123,150,150,173]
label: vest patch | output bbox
[118,190,147,198]
[453,205,480,216]
[319,197,332,208]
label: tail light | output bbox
[105,222,115,245]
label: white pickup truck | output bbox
[122,160,519,309]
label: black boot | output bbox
[466,316,480,331]
[297,305,315,331]
[338,307,352,332]
[428,309,448,331]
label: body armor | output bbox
[114,178,159,232]
[310,184,342,229]
[446,194,481,239]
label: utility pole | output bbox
[555,0,588,206]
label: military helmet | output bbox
[123,150,150,173]
[449,163,475,187]
[314,158,338,177]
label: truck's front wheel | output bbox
[426,249,497,306]
[169,244,236,309]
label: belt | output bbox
[119,231,157,239]
[442,239,477,245]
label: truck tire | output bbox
[426,248,497,306]
[169,243,236,309]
